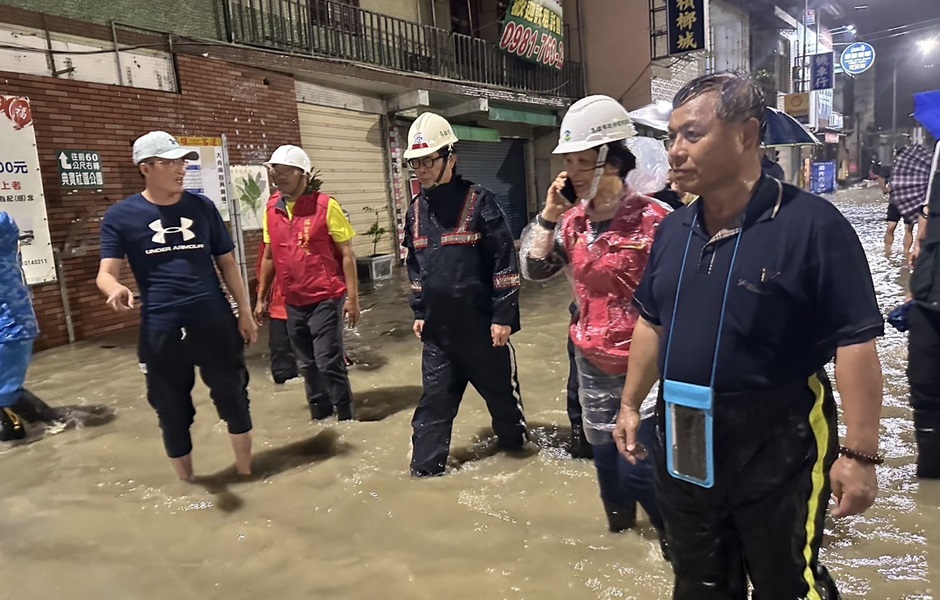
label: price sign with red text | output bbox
[0,95,56,284]
[499,0,564,70]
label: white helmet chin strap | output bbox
[584,144,609,201]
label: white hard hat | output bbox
[553,95,637,154]
[266,145,312,174]
[404,113,459,159]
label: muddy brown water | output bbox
[2,186,935,599]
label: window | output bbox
[311,0,362,34]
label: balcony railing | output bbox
[223,0,584,99]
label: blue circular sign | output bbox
[840,42,875,75]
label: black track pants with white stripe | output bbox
[410,333,527,477]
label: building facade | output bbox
[0,0,584,349]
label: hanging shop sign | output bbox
[499,0,565,70]
[811,160,837,195]
[840,42,875,76]
[810,52,834,91]
[666,0,708,56]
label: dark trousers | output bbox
[592,417,662,530]
[566,335,582,423]
[286,298,352,412]
[269,318,299,383]
[908,304,940,477]
[656,373,840,599]
[138,316,251,458]
[411,334,527,476]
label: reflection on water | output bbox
[1,186,932,599]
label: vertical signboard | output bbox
[666,0,708,56]
[815,88,833,127]
[0,96,55,284]
[810,53,834,91]
[176,136,230,221]
[499,0,565,69]
[811,161,836,195]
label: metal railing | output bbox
[224,0,583,98]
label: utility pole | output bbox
[891,55,898,161]
[802,0,809,92]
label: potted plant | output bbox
[356,205,394,282]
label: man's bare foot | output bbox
[171,454,195,481]
[230,431,252,476]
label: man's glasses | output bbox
[406,155,446,170]
[150,158,188,168]
[269,167,302,179]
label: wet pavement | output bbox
[3,185,935,599]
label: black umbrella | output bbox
[763,107,820,147]
[625,104,820,146]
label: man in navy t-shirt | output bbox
[96,131,258,481]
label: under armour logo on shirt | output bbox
[149,218,195,244]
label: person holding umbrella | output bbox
[761,150,785,181]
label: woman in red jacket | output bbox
[521,96,668,540]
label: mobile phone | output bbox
[561,178,577,203]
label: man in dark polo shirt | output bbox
[613,73,885,598]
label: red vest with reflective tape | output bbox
[266,190,346,307]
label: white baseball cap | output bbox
[132,131,199,164]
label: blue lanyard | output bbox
[662,213,744,388]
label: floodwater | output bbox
[3,186,936,599]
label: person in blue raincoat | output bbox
[0,211,39,441]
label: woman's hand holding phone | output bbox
[542,171,577,223]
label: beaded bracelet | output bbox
[838,445,884,466]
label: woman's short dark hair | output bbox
[605,142,637,179]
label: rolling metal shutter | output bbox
[455,139,529,238]
[297,103,393,256]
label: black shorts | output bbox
[138,315,251,457]
[886,202,902,223]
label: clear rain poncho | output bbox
[520,138,671,444]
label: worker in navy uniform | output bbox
[402,112,528,477]
[614,72,885,598]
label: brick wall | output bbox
[0,55,300,349]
